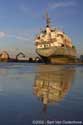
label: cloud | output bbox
[0,28,37,43]
[0,31,30,41]
[49,1,76,10]
[0,32,6,38]
[19,3,38,19]
[19,4,29,14]
[13,35,29,41]
[7,34,31,41]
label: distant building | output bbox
[16,52,30,62]
[16,52,25,59]
[80,55,83,62]
[0,51,9,61]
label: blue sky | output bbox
[0,0,83,57]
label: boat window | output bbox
[44,44,49,47]
[37,36,40,39]
[61,44,64,47]
[57,34,59,37]
[51,30,55,32]
[40,45,42,47]
[57,34,63,38]
[42,30,46,34]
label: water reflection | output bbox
[33,66,75,112]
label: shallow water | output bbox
[0,63,83,125]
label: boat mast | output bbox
[45,12,50,27]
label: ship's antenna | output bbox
[45,12,50,27]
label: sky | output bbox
[0,0,83,57]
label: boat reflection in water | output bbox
[33,66,75,112]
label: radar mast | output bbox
[45,12,50,27]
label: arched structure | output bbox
[0,51,10,61]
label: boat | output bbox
[35,13,76,64]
